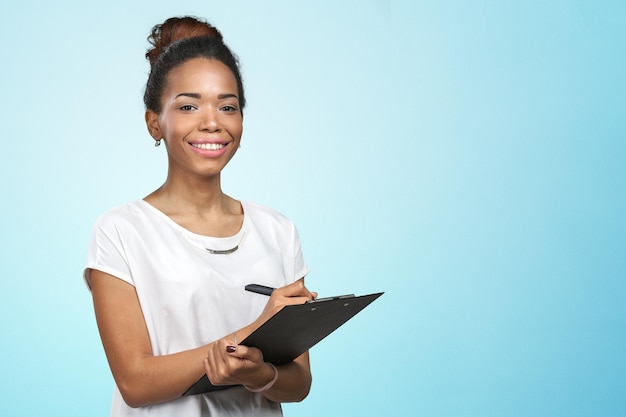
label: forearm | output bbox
[261,353,312,403]
[108,316,306,407]
[109,344,208,407]
[91,270,214,407]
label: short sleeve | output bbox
[291,222,310,281]
[83,212,135,290]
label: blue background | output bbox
[1,1,624,416]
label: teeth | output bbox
[192,143,225,151]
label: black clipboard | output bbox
[183,291,384,396]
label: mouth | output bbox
[190,142,227,151]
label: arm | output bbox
[263,352,312,403]
[92,271,315,407]
[90,269,210,407]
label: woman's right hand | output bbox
[253,278,317,327]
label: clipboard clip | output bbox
[307,294,355,303]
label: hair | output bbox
[143,16,245,114]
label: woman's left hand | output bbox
[203,336,275,388]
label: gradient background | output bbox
[1,1,624,416]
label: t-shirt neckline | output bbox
[135,199,247,244]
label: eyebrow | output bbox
[175,93,201,99]
[175,93,239,100]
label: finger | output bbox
[206,341,239,385]
[208,340,235,369]
[204,346,223,383]
[296,278,316,300]
[277,279,315,300]
[219,337,241,356]
[228,344,263,363]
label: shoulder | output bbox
[242,201,299,238]
[92,200,150,232]
[242,201,294,226]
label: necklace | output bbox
[182,231,246,255]
[205,233,244,254]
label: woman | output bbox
[84,16,315,416]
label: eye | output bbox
[179,104,196,111]
[220,105,238,112]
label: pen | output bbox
[245,283,341,303]
[245,284,275,296]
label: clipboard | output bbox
[183,291,384,396]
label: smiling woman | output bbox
[146,58,244,184]
[83,16,316,417]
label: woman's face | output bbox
[146,57,243,180]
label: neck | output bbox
[162,171,224,208]
[146,168,235,214]
[144,168,243,237]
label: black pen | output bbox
[245,284,275,296]
[246,283,331,303]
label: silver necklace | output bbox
[184,231,246,255]
[205,238,242,254]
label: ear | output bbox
[145,110,161,140]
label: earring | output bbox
[155,138,162,147]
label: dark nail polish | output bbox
[226,345,237,353]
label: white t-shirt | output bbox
[84,200,310,417]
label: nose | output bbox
[198,108,221,132]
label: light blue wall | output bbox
[0,1,624,416]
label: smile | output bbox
[191,143,226,151]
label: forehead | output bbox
[164,57,238,95]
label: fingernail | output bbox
[226,345,237,353]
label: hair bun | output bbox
[146,16,223,66]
